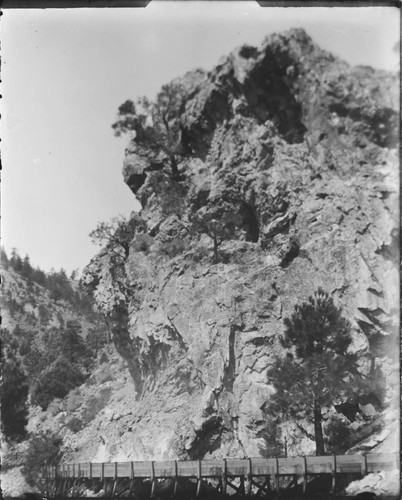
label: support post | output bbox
[221,459,227,497]
[331,454,337,494]
[302,456,308,495]
[72,478,79,497]
[89,462,93,480]
[150,460,157,498]
[196,459,202,498]
[239,476,245,497]
[101,462,106,493]
[112,462,118,497]
[60,478,65,496]
[361,454,367,477]
[129,461,135,495]
[173,460,179,497]
[274,457,280,493]
[44,462,49,500]
[246,458,252,497]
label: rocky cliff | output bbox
[82,29,399,461]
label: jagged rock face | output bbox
[83,29,399,460]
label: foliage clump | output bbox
[324,414,352,454]
[112,82,186,178]
[258,418,285,458]
[22,431,63,494]
[190,202,242,263]
[31,355,86,410]
[1,328,29,442]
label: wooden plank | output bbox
[201,459,223,477]
[278,457,303,475]
[306,455,334,474]
[154,460,176,477]
[133,461,153,477]
[366,453,398,472]
[117,462,130,478]
[103,463,115,478]
[177,460,199,477]
[336,455,363,474]
[226,458,248,476]
[91,463,102,478]
[249,458,277,476]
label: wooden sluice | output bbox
[45,452,399,498]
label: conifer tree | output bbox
[112,82,185,178]
[267,288,358,455]
[23,431,63,493]
[190,202,242,263]
[90,214,145,261]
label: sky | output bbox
[1,1,399,274]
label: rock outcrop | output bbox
[82,29,399,460]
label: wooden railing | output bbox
[47,452,399,479]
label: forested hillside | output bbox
[1,248,112,495]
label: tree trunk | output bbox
[212,235,219,264]
[170,154,179,178]
[313,398,325,456]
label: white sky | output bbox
[1,1,399,274]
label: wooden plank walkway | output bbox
[45,452,399,498]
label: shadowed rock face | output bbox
[83,29,399,460]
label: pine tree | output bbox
[112,82,186,178]
[90,215,143,259]
[190,202,242,264]
[62,320,85,363]
[31,355,85,409]
[21,255,33,280]
[267,288,358,455]
[10,248,23,272]
[22,431,63,493]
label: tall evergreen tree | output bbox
[21,255,33,279]
[267,288,358,455]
